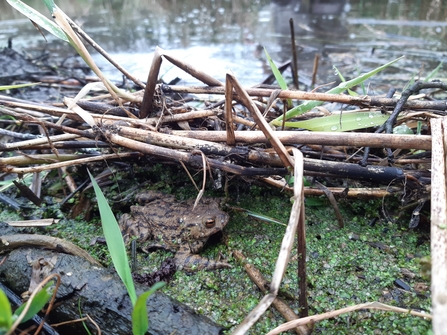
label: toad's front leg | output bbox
[174,246,231,271]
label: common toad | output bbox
[119,191,230,271]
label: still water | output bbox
[0,0,446,90]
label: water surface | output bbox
[1,0,446,90]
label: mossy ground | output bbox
[0,163,431,334]
[163,190,431,334]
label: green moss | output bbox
[0,164,431,334]
[144,189,430,334]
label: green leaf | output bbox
[13,282,53,324]
[272,56,404,125]
[0,289,13,332]
[393,124,413,135]
[132,282,165,335]
[282,111,389,132]
[6,0,68,42]
[264,48,292,107]
[87,169,137,306]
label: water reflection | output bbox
[0,0,446,88]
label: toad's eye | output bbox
[204,218,215,228]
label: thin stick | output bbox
[227,73,294,171]
[430,117,447,334]
[233,250,310,335]
[289,18,299,90]
[0,235,101,266]
[311,54,319,88]
[266,301,431,335]
[140,46,163,118]
[104,132,289,176]
[192,151,207,210]
[0,152,140,174]
[180,161,199,191]
[296,196,307,318]
[67,17,145,89]
[171,130,432,150]
[6,274,61,335]
[161,48,224,87]
[231,149,304,335]
[163,85,447,111]
[0,133,79,150]
[315,181,344,228]
[225,75,236,145]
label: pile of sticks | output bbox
[0,45,444,334]
[0,48,435,192]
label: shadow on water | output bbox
[0,0,446,88]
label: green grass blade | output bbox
[43,0,57,13]
[264,48,288,90]
[282,111,389,131]
[0,289,13,332]
[355,66,367,95]
[417,120,423,135]
[425,61,443,82]
[272,56,404,125]
[0,83,40,90]
[244,210,286,226]
[347,88,359,97]
[6,0,68,42]
[13,282,53,324]
[87,169,137,306]
[402,73,416,92]
[334,65,358,96]
[264,48,292,107]
[132,282,165,335]
[78,299,93,335]
[333,65,346,82]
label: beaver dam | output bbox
[0,1,445,335]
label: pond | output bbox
[1,0,446,89]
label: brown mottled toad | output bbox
[119,191,230,271]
